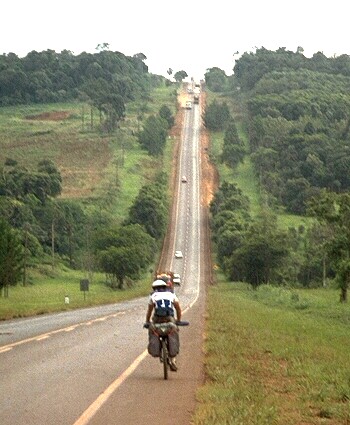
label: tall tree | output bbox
[221,120,246,168]
[228,211,289,288]
[308,191,350,302]
[137,115,168,156]
[0,218,23,297]
[127,178,169,240]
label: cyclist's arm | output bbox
[174,301,181,321]
[145,303,153,322]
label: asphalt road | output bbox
[0,90,207,425]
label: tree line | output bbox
[0,48,151,106]
[0,48,165,133]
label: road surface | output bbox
[0,87,209,425]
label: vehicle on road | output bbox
[185,100,192,109]
[144,321,189,379]
[181,175,187,183]
[175,250,183,259]
[173,273,181,285]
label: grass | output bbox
[192,280,350,425]
[0,263,154,320]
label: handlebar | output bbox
[176,320,190,326]
[143,320,189,329]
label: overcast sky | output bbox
[1,0,348,81]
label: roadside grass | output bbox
[0,263,153,320]
[192,280,350,425]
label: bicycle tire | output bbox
[161,339,168,380]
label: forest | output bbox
[0,48,175,297]
[204,47,350,301]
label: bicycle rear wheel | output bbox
[161,339,168,380]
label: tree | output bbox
[282,178,312,215]
[174,70,188,82]
[127,179,169,240]
[54,200,87,268]
[96,224,156,289]
[96,43,110,51]
[221,120,246,168]
[203,100,231,131]
[100,93,125,132]
[0,160,62,204]
[335,261,350,303]
[37,159,62,198]
[0,218,23,297]
[308,191,350,302]
[0,68,29,105]
[210,181,250,216]
[204,67,228,92]
[133,52,147,61]
[228,212,289,288]
[137,115,168,156]
[99,246,138,289]
[82,78,126,131]
[159,105,174,129]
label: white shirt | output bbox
[149,290,179,316]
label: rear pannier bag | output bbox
[148,332,161,357]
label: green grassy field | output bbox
[0,263,153,320]
[192,281,350,425]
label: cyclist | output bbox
[155,271,174,292]
[145,279,182,371]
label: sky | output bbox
[1,0,349,82]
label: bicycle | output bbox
[144,320,189,380]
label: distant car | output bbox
[175,250,183,259]
[181,175,187,183]
[185,100,192,109]
[173,273,181,286]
